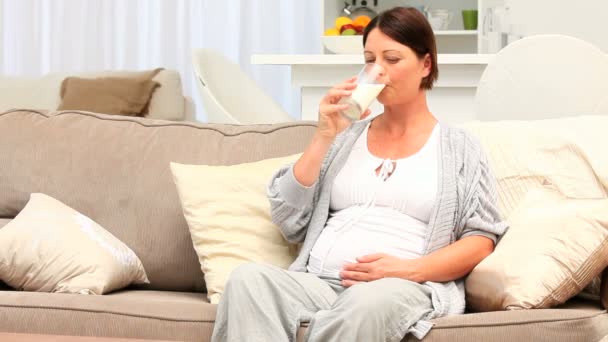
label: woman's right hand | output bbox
[316,77,369,141]
[295,77,369,187]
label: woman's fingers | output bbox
[341,279,361,287]
[326,88,352,99]
[340,271,369,282]
[319,103,349,115]
[320,76,358,104]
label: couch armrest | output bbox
[601,267,608,309]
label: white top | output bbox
[307,122,440,278]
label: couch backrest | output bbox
[0,109,317,292]
[0,70,187,121]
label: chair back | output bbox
[192,49,293,124]
[475,35,608,121]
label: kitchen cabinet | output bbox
[322,0,507,54]
[251,54,494,122]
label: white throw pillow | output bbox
[465,187,608,311]
[0,193,149,294]
[461,116,608,302]
[170,154,301,304]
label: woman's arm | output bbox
[409,235,494,282]
[267,135,335,243]
[340,236,494,286]
[293,134,334,186]
[268,78,361,243]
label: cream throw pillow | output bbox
[0,193,149,294]
[465,187,608,311]
[170,154,301,304]
[461,115,608,300]
[460,116,608,218]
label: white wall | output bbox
[506,0,608,52]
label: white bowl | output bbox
[322,35,364,54]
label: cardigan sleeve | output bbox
[267,163,318,244]
[457,142,509,244]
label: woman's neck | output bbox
[374,91,436,137]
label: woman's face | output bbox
[363,28,431,106]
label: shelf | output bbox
[321,0,488,53]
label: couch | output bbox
[0,70,196,122]
[0,109,607,342]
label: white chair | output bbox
[192,49,293,124]
[475,35,608,121]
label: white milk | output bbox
[340,84,385,120]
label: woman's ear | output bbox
[421,53,432,78]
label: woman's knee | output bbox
[224,263,277,292]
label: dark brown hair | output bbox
[363,7,438,90]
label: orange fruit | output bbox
[324,28,340,36]
[353,15,372,28]
[335,16,353,30]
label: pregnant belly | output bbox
[307,207,427,278]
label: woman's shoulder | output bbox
[439,122,484,156]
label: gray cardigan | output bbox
[267,119,508,321]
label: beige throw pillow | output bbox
[58,68,162,116]
[170,154,301,304]
[465,188,608,311]
[0,193,149,294]
[461,116,608,301]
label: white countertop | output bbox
[251,54,495,65]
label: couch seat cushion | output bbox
[402,300,608,342]
[293,300,607,341]
[0,290,606,342]
[0,290,215,341]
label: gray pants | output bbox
[211,263,434,342]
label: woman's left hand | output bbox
[340,253,423,287]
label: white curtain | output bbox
[0,0,322,121]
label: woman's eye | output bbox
[386,58,400,64]
[365,59,375,64]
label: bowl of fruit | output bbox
[322,15,372,54]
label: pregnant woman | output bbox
[212,6,508,342]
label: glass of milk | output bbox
[339,63,387,121]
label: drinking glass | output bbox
[339,63,387,121]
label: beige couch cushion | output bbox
[466,187,608,311]
[171,155,301,303]
[0,109,317,291]
[0,290,605,342]
[0,70,186,121]
[0,193,149,294]
[402,300,608,342]
[0,76,60,111]
[0,290,215,341]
